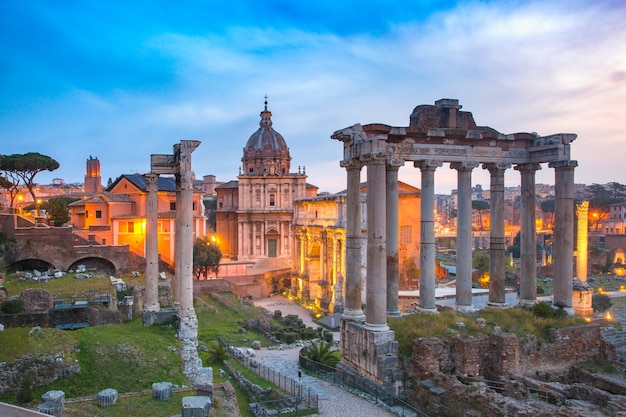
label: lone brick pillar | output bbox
[144,173,160,313]
[415,160,441,312]
[550,160,578,312]
[364,153,388,331]
[386,161,403,317]
[485,163,509,307]
[516,163,541,305]
[451,161,478,312]
[342,160,365,321]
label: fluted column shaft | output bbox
[415,160,441,311]
[576,201,589,282]
[516,163,541,304]
[386,162,402,317]
[144,173,160,312]
[550,160,578,310]
[177,143,198,316]
[342,161,365,321]
[485,163,509,306]
[451,162,478,312]
[365,155,389,331]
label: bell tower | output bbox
[84,156,102,193]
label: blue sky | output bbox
[2,0,625,194]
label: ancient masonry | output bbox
[332,98,579,393]
[142,140,213,395]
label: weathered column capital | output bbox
[450,161,479,172]
[514,163,542,173]
[361,152,387,165]
[483,162,511,174]
[387,158,404,170]
[577,200,589,213]
[340,158,364,171]
[414,159,443,171]
[549,160,578,170]
[144,173,159,191]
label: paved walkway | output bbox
[252,296,396,417]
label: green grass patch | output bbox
[389,307,588,357]
[31,318,185,399]
[0,327,79,362]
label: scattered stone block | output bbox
[182,396,212,417]
[38,401,63,417]
[475,318,487,327]
[153,382,173,401]
[97,388,118,407]
[193,367,213,397]
[251,340,262,349]
[42,390,65,406]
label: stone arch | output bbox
[8,258,56,272]
[69,257,116,275]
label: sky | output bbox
[1,0,626,195]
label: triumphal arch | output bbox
[332,98,577,392]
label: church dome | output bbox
[241,99,291,176]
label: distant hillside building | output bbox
[69,174,206,266]
[84,156,102,193]
[216,100,318,261]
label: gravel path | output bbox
[251,295,396,416]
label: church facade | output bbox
[216,101,318,261]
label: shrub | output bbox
[529,301,567,319]
[16,374,33,404]
[1,298,22,314]
[592,294,612,313]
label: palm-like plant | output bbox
[304,341,341,368]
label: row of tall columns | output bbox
[341,154,578,320]
[486,163,509,307]
[517,163,540,304]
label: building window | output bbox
[192,202,196,210]
[96,210,102,219]
[170,201,176,211]
[269,194,275,207]
[85,210,89,219]
[128,221,135,233]
[400,225,412,244]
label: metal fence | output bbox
[298,350,429,417]
[219,338,318,416]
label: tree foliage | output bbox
[193,237,222,279]
[472,200,490,230]
[472,251,490,276]
[47,197,79,226]
[0,153,59,210]
[304,341,341,368]
[585,183,622,232]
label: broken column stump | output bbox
[152,382,174,401]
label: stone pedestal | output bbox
[572,288,594,316]
[192,367,214,398]
[339,319,401,392]
[39,390,64,417]
[97,388,118,407]
[182,396,212,417]
[153,382,174,401]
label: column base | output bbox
[517,298,538,307]
[572,288,594,316]
[144,303,160,313]
[455,304,475,314]
[386,309,402,318]
[364,322,390,332]
[486,302,509,309]
[416,306,439,314]
[342,309,365,322]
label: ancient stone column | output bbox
[415,160,442,312]
[342,160,365,321]
[177,141,200,317]
[550,160,578,312]
[174,182,182,308]
[516,163,540,305]
[451,161,479,312]
[365,154,389,331]
[576,201,589,282]
[144,173,160,313]
[386,161,403,317]
[485,163,510,307]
